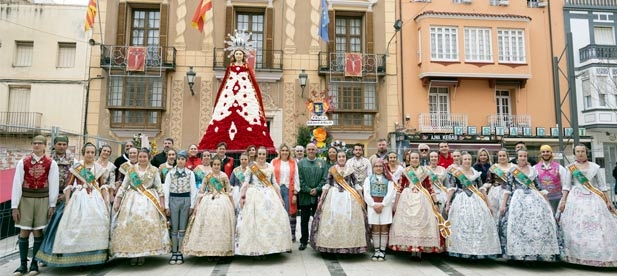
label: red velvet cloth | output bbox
[23,156,52,189]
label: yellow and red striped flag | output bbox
[191,0,212,32]
[84,0,97,31]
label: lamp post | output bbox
[298,69,308,97]
[186,66,196,96]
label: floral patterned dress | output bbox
[499,166,559,261]
[110,165,170,258]
[560,162,617,267]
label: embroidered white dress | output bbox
[501,166,559,261]
[235,163,292,255]
[446,168,501,258]
[487,163,513,227]
[363,174,396,225]
[560,162,617,267]
[427,165,448,214]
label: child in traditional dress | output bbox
[363,159,396,261]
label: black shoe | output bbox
[298,243,307,251]
[13,264,27,276]
[28,261,39,276]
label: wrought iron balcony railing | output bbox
[318,52,386,76]
[418,113,468,133]
[213,48,283,71]
[488,114,531,130]
[579,44,617,63]
[100,45,176,71]
[0,112,42,134]
[565,0,617,7]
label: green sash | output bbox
[206,173,224,192]
[70,163,96,184]
[426,168,448,193]
[127,166,165,217]
[489,164,508,182]
[233,167,246,183]
[567,164,617,216]
[511,167,535,188]
[406,167,451,238]
[448,167,489,207]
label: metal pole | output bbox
[553,57,565,166]
[566,33,580,146]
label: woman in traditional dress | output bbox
[159,148,177,183]
[445,152,501,259]
[271,143,300,242]
[310,150,368,254]
[163,150,197,264]
[363,159,396,262]
[184,157,235,257]
[36,143,111,267]
[558,144,617,267]
[193,150,212,190]
[186,144,202,170]
[111,148,170,266]
[385,152,405,186]
[389,152,444,260]
[426,151,448,214]
[236,147,292,256]
[230,153,249,210]
[485,149,513,227]
[97,144,116,202]
[498,149,559,261]
[115,147,138,188]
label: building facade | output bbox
[0,0,89,147]
[564,0,617,181]
[393,0,573,154]
[86,0,398,152]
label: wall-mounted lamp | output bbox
[385,19,403,57]
[298,69,308,97]
[186,66,196,96]
[88,39,101,46]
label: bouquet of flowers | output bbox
[310,126,332,159]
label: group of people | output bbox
[10,136,617,276]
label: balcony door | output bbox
[7,87,31,131]
[334,16,362,71]
[496,89,511,127]
[429,87,450,128]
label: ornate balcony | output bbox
[318,52,386,78]
[579,44,617,63]
[0,112,42,134]
[213,48,283,71]
[100,45,176,72]
[488,114,531,130]
[418,113,468,133]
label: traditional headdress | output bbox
[224,29,256,58]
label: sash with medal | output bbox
[489,164,509,183]
[233,167,246,184]
[329,166,365,209]
[567,164,617,216]
[406,167,451,238]
[205,173,233,204]
[448,167,489,208]
[511,167,540,192]
[119,162,132,176]
[426,168,448,193]
[127,167,166,217]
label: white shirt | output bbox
[271,160,301,193]
[11,153,60,209]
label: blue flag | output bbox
[319,0,329,42]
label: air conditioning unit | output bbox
[537,1,548,7]
[498,0,509,5]
[462,0,473,3]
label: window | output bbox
[430,26,458,61]
[464,28,492,62]
[599,92,607,106]
[495,90,511,116]
[593,12,613,23]
[57,42,76,68]
[429,87,450,114]
[335,16,362,53]
[582,78,592,109]
[594,26,615,45]
[131,9,160,64]
[328,82,376,130]
[6,86,31,130]
[497,29,526,63]
[236,12,264,68]
[14,41,33,67]
[108,76,164,129]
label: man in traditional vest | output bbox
[11,135,59,275]
[347,143,372,184]
[49,135,76,197]
[534,144,568,214]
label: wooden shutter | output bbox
[365,12,374,54]
[328,10,335,52]
[265,7,273,68]
[160,3,168,47]
[224,5,234,65]
[116,2,127,45]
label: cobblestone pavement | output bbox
[1,243,616,276]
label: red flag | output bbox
[84,0,97,31]
[191,0,212,32]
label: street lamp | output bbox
[385,19,402,57]
[298,69,308,97]
[186,66,196,96]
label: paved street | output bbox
[1,243,616,276]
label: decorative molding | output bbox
[259,82,277,110]
[418,72,531,79]
[214,70,283,82]
[328,0,378,10]
[283,82,297,146]
[284,0,297,54]
[170,80,184,142]
[175,0,186,46]
[199,80,213,135]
